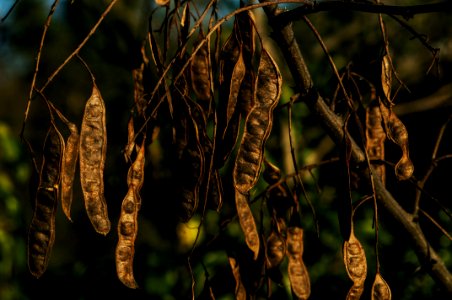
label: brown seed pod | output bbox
[225,51,246,128]
[28,123,64,278]
[263,159,281,185]
[371,273,392,300]
[236,190,260,260]
[266,230,286,269]
[379,103,414,181]
[343,230,367,298]
[116,187,140,289]
[124,116,135,162]
[127,139,146,192]
[190,32,212,103]
[286,227,311,300]
[365,103,386,185]
[79,84,110,235]
[228,257,247,300]
[233,49,282,194]
[60,122,79,221]
[381,54,392,103]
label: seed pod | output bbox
[343,230,367,298]
[286,227,310,300]
[372,273,392,300]
[60,122,79,221]
[266,230,285,269]
[381,54,392,103]
[228,257,247,300]
[124,116,135,162]
[263,159,281,185]
[190,32,211,103]
[236,190,259,259]
[127,139,146,192]
[28,123,64,278]
[116,187,140,288]
[233,49,282,194]
[379,103,414,181]
[365,104,386,185]
[79,84,110,235]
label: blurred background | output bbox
[0,0,451,299]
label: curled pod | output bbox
[371,273,392,300]
[286,227,310,300]
[343,231,367,287]
[79,84,111,235]
[236,190,260,260]
[28,123,64,278]
[365,104,386,185]
[124,116,135,162]
[116,187,140,288]
[233,49,282,194]
[228,257,247,300]
[266,230,286,269]
[379,104,414,180]
[60,122,80,221]
[263,159,281,185]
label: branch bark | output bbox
[261,0,452,294]
[273,1,452,27]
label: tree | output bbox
[1,0,451,299]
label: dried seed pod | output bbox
[124,116,135,162]
[225,51,246,127]
[263,159,281,185]
[365,104,386,185]
[343,230,367,298]
[233,49,282,194]
[286,227,310,300]
[127,139,146,192]
[60,122,79,221]
[266,230,285,269]
[347,284,365,300]
[116,187,140,288]
[228,257,247,300]
[236,190,259,259]
[381,54,392,103]
[379,104,414,181]
[372,273,392,300]
[190,32,211,103]
[79,84,110,235]
[28,123,64,278]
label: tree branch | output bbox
[273,1,452,27]
[261,0,452,294]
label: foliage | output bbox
[0,0,451,299]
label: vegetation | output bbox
[1,0,451,299]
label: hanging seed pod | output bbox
[266,230,286,269]
[236,190,259,259]
[233,49,282,194]
[365,103,386,185]
[60,122,79,221]
[228,257,247,300]
[28,123,64,278]
[116,139,145,288]
[381,54,392,104]
[371,273,392,300]
[79,84,110,235]
[263,159,281,185]
[286,226,311,300]
[343,230,367,299]
[124,116,135,162]
[190,32,212,103]
[116,187,140,288]
[379,103,414,181]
